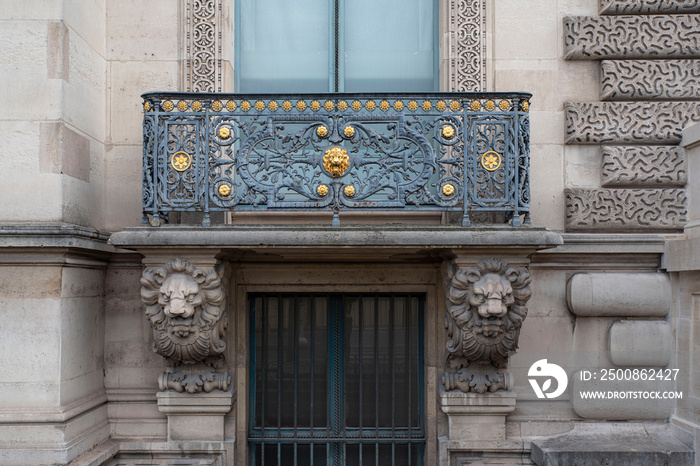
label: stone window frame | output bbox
[231,276,440,465]
[182,0,490,93]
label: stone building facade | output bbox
[1,0,699,465]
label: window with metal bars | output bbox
[236,0,437,93]
[249,294,425,466]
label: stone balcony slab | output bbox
[109,225,563,261]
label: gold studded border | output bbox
[144,97,530,113]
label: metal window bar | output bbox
[249,294,425,466]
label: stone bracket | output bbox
[443,258,532,394]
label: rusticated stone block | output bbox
[601,60,700,100]
[600,0,700,15]
[609,320,672,367]
[564,15,700,60]
[565,188,687,230]
[601,146,687,187]
[565,102,700,144]
[567,273,671,317]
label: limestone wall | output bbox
[0,0,697,464]
[0,1,107,227]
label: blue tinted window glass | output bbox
[239,0,330,93]
[344,0,435,92]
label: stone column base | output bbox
[157,390,234,442]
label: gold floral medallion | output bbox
[481,151,502,171]
[170,151,191,171]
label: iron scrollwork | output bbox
[141,93,531,227]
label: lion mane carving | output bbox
[443,258,532,393]
[140,258,227,365]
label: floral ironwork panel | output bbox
[142,92,531,227]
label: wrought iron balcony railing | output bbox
[141,92,531,227]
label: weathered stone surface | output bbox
[601,60,700,100]
[609,320,672,367]
[157,391,233,441]
[565,188,687,231]
[564,15,700,60]
[110,225,563,250]
[443,259,531,394]
[141,258,230,394]
[565,102,700,144]
[600,0,700,15]
[567,273,671,317]
[601,146,687,187]
[531,423,694,465]
[438,389,516,442]
[572,371,674,420]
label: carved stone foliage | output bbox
[601,60,700,100]
[185,0,222,92]
[564,15,700,60]
[565,188,687,231]
[600,0,700,15]
[141,258,230,393]
[601,147,688,187]
[443,259,532,394]
[565,102,700,144]
[448,0,486,92]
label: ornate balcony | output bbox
[141,92,531,227]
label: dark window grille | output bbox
[249,294,425,465]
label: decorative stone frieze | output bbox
[601,60,700,100]
[443,259,532,394]
[601,146,687,187]
[141,258,230,393]
[184,0,222,92]
[564,15,700,60]
[565,188,687,230]
[447,0,487,92]
[565,102,700,144]
[600,0,700,16]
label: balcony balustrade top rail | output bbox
[141,92,531,227]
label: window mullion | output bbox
[335,0,344,92]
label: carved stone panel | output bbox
[447,0,487,92]
[184,0,223,92]
[564,15,700,60]
[443,259,532,394]
[565,188,687,231]
[601,146,688,187]
[141,258,230,393]
[601,60,700,101]
[565,102,700,144]
[600,0,700,16]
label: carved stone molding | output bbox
[184,0,222,92]
[447,0,487,92]
[601,60,700,100]
[443,259,532,394]
[600,0,700,16]
[565,188,687,231]
[141,258,230,393]
[601,146,688,187]
[565,101,700,144]
[564,15,700,60]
